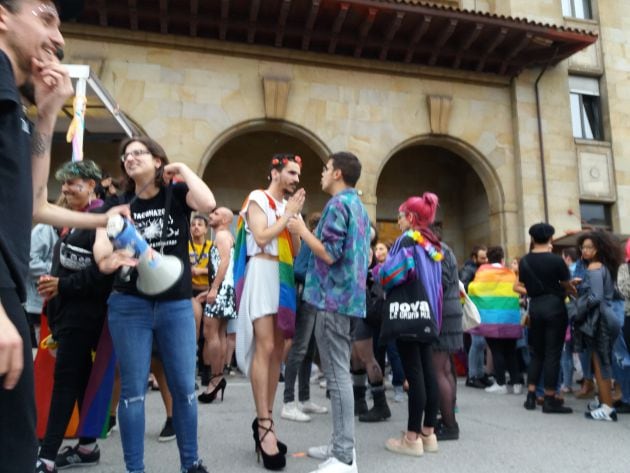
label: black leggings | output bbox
[526,295,568,391]
[396,340,438,432]
[432,351,457,427]
[486,338,522,386]
[39,328,100,461]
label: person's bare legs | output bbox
[152,358,173,417]
[201,317,227,395]
[592,353,613,406]
[251,315,283,455]
[192,298,203,341]
[225,332,236,371]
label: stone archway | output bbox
[200,119,332,215]
[375,135,506,261]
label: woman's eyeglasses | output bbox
[121,149,151,162]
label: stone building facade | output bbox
[56,0,629,260]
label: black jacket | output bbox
[459,260,478,292]
[46,223,114,337]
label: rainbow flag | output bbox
[76,324,116,438]
[467,264,522,339]
[233,191,297,338]
[35,316,114,439]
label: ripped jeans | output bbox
[108,293,199,473]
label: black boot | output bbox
[523,391,536,410]
[542,395,572,414]
[359,386,391,422]
[353,385,368,416]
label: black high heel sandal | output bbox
[198,375,226,404]
[253,418,286,471]
[252,418,287,454]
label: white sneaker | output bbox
[299,400,329,414]
[484,383,508,394]
[393,385,405,403]
[319,379,327,389]
[309,456,357,473]
[512,384,523,395]
[585,403,618,422]
[307,444,333,460]
[281,402,311,422]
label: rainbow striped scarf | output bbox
[467,264,522,339]
[233,191,297,338]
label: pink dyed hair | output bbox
[625,238,630,263]
[399,193,439,229]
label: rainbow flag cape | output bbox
[467,264,522,339]
[34,315,115,439]
[77,323,116,438]
[233,191,297,338]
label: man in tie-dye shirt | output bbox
[287,151,370,473]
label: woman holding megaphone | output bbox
[94,136,215,473]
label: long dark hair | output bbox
[119,136,170,193]
[577,230,623,280]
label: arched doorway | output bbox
[201,120,331,216]
[376,141,501,261]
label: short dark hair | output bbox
[306,212,321,232]
[562,247,578,262]
[0,0,19,13]
[486,246,504,264]
[192,214,208,226]
[470,245,487,259]
[528,222,555,244]
[268,153,302,180]
[119,136,170,193]
[330,152,361,187]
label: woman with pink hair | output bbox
[374,193,443,457]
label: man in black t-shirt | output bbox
[0,3,126,472]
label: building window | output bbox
[561,0,592,19]
[569,76,603,141]
[580,201,612,230]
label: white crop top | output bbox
[241,190,286,257]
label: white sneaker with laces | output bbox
[484,383,508,394]
[309,457,357,473]
[281,402,311,422]
[307,444,333,460]
[299,400,329,414]
[512,384,523,395]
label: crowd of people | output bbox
[1,2,629,473]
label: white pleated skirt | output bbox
[235,257,279,377]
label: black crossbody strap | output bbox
[158,183,173,255]
[521,255,546,294]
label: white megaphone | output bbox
[106,215,183,296]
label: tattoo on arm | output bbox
[32,131,51,158]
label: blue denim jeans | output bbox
[108,294,200,473]
[283,301,317,403]
[468,335,486,379]
[560,341,574,388]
